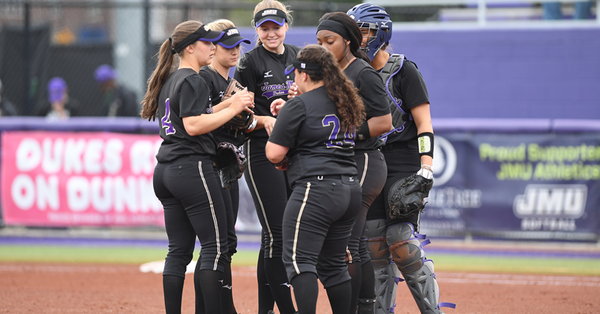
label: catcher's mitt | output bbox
[387,173,433,220]
[214,142,248,189]
[221,78,254,130]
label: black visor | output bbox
[172,25,224,54]
[217,28,251,49]
[254,9,287,27]
[285,59,321,75]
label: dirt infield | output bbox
[1,262,599,313]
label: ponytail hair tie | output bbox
[169,37,176,55]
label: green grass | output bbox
[0,245,259,266]
[429,254,600,276]
[1,245,599,277]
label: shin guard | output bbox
[386,223,455,314]
[365,219,400,314]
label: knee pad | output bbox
[386,222,424,274]
[365,219,390,267]
[366,219,401,314]
[387,223,456,314]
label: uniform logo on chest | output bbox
[260,81,294,99]
[263,70,273,78]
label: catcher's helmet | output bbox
[347,3,392,61]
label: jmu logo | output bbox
[513,184,587,219]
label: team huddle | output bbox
[140,0,455,313]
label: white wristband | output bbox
[417,168,433,180]
[247,118,258,131]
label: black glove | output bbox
[387,173,433,220]
[222,111,254,130]
[213,142,247,189]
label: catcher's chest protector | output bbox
[380,54,410,139]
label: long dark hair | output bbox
[296,45,365,131]
[141,20,203,121]
[318,12,369,63]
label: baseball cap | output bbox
[217,28,251,49]
[47,77,67,103]
[254,9,287,27]
[94,64,116,83]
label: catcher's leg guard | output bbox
[365,219,401,314]
[386,223,454,314]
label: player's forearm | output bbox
[210,98,233,113]
[183,107,239,136]
[367,113,392,138]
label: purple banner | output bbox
[421,132,600,241]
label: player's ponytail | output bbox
[296,45,365,132]
[141,20,203,121]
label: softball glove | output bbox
[388,173,433,220]
[214,142,247,189]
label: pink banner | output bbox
[1,131,165,227]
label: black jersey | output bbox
[198,66,247,147]
[155,68,217,162]
[268,86,357,185]
[378,55,430,145]
[344,58,391,151]
[234,43,301,139]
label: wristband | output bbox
[421,164,433,173]
[273,155,288,167]
[417,132,434,158]
[247,118,258,131]
[417,168,433,180]
[356,122,370,141]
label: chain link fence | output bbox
[0,0,440,117]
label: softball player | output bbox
[233,1,300,313]
[140,20,253,314]
[266,44,364,314]
[316,12,392,314]
[348,4,455,314]
[198,19,252,314]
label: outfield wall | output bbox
[0,117,598,241]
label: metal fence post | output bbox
[23,1,31,115]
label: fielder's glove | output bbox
[387,172,433,220]
[214,142,247,189]
[222,111,254,130]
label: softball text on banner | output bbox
[1,131,164,227]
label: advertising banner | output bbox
[1,131,164,227]
[421,133,600,240]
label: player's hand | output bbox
[270,99,286,116]
[288,82,301,99]
[263,116,276,136]
[230,88,254,114]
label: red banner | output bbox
[1,131,165,227]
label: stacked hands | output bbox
[228,87,255,118]
[269,82,300,117]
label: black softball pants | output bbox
[153,155,229,314]
[282,175,361,314]
[244,138,296,314]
